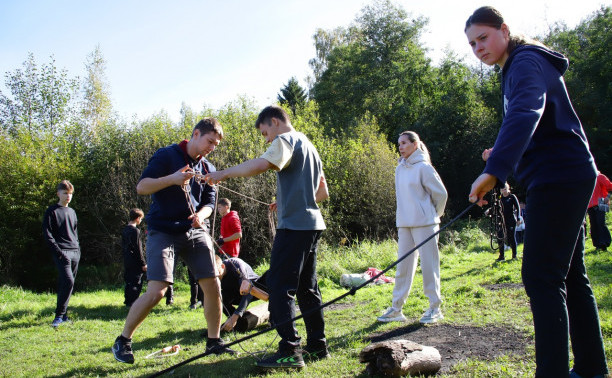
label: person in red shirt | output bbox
[588,171,612,251]
[216,198,242,257]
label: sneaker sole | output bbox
[256,362,305,369]
[420,317,443,324]
[377,316,407,322]
[304,352,331,362]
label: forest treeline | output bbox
[1,1,610,290]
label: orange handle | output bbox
[240,280,269,301]
[161,345,181,353]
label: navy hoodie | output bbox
[483,45,596,189]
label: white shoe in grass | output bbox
[419,307,443,324]
[377,307,407,322]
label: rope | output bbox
[149,201,478,377]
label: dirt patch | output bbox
[482,283,524,291]
[325,301,364,311]
[366,323,532,374]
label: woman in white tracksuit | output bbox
[378,131,448,324]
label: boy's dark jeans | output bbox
[123,266,144,306]
[522,179,608,377]
[52,249,80,317]
[587,206,611,249]
[267,229,326,352]
[188,268,203,306]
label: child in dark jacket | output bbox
[121,208,147,307]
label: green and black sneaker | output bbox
[256,350,305,369]
[303,344,331,362]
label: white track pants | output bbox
[391,225,441,311]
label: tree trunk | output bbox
[359,339,441,376]
[234,302,269,332]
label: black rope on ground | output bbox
[149,202,477,377]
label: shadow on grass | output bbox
[441,264,490,282]
[0,298,190,332]
[0,306,57,330]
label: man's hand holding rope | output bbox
[137,165,195,195]
[189,207,212,229]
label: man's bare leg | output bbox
[199,276,222,338]
[121,280,169,338]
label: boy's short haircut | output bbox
[129,208,145,221]
[57,180,74,193]
[218,198,231,207]
[193,117,224,139]
[255,105,290,129]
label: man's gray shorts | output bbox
[146,228,216,283]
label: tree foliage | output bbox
[543,6,612,175]
[0,4,608,290]
[81,45,113,139]
[311,0,431,140]
[277,77,307,116]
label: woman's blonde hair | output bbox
[399,131,431,163]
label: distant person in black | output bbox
[121,208,147,307]
[42,180,81,328]
[498,183,521,260]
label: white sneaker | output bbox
[377,307,407,322]
[420,307,443,324]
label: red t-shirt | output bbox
[589,173,612,208]
[220,210,242,257]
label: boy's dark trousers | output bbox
[522,179,608,377]
[587,206,611,249]
[188,268,203,305]
[267,229,326,352]
[52,249,80,317]
[498,221,517,259]
[124,266,144,306]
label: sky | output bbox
[1,0,608,122]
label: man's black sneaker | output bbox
[303,345,331,362]
[256,350,305,369]
[205,338,237,355]
[112,335,135,364]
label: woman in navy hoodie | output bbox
[465,6,608,378]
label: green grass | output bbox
[0,223,610,377]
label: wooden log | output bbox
[359,339,441,376]
[234,302,270,332]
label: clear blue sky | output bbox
[1,0,607,122]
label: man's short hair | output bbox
[218,198,231,207]
[255,105,290,129]
[193,117,224,139]
[129,208,144,221]
[57,180,74,193]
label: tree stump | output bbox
[234,302,269,332]
[359,339,441,376]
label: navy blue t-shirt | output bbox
[139,143,216,233]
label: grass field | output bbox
[1,221,610,377]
